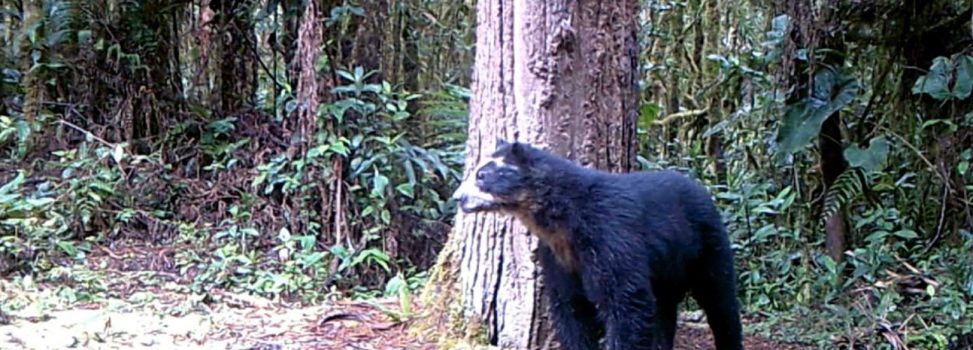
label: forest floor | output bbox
[0,243,811,350]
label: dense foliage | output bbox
[0,0,970,348]
[0,0,473,304]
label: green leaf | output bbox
[638,103,661,130]
[300,252,326,268]
[912,57,952,100]
[398,280,412,316]
[329,245,350,260]
[778,102,822,155]
[865,230,890,242]
[0,170,25,194]
[371,173,389,198]
[921,118,957,131]
[308,145,330,158]
[89,181,115,195]
[960,149,971,175]
[385,275,405,296]
[336,69,356,83]
[954,55,973,99]
[25,197,54,207]
[330,139,349,156]
[893,229,919,240]
[395,183,414,198]
[844,136,889,172]
[295,235,317,250]
[56,241,77,257]
[315,55,330,74]
[777,68,859,155]
[77,30,93,43]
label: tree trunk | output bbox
[419,0,638,348]
[351,0,387,83]
[294,0,323,146]
[20,0,41,139]
[819,111,848,263]
[281,0,304,92]
[129,0,180,150]
[212,0,257,114]
[292,0,335,244]
[778,1,851,264]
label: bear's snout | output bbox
[452,178,499,213]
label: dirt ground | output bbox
[0,245,811,350]
[0,299,809,350]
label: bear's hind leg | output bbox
[657,298,679,349]
[691,250,744,350]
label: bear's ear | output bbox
[507,141,530,166]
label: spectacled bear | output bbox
[452,139,743,350]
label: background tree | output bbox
[212,0,257,114]
[418,0,638,348]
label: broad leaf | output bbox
[893,229,919,240]
[777,69,859,155]
[912,57,952,100]
[777,100,817,155]
[371,173,389,198]
[395,183,414,198]
[844,136,890,172]
[954,55,973,100]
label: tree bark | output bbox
[281,0,304,92]
[294,0,323,145]
[819,111,848,263]
[351,0,387,83]
[420,0,638,348]
[128,0,179,148]
[212,0,257,114]
[19,0,41,139]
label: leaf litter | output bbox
[0,243,807,350]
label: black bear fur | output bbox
[452,140,744,350]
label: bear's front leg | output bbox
[539,245,602,350]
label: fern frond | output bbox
[821,168,867,224]
[41,0,77,48]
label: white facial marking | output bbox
[492,156,518,170]
[451,156,510,212]
[453,176,495,200]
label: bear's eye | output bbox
[498,168,514,176]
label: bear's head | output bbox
[451,138,538,214]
